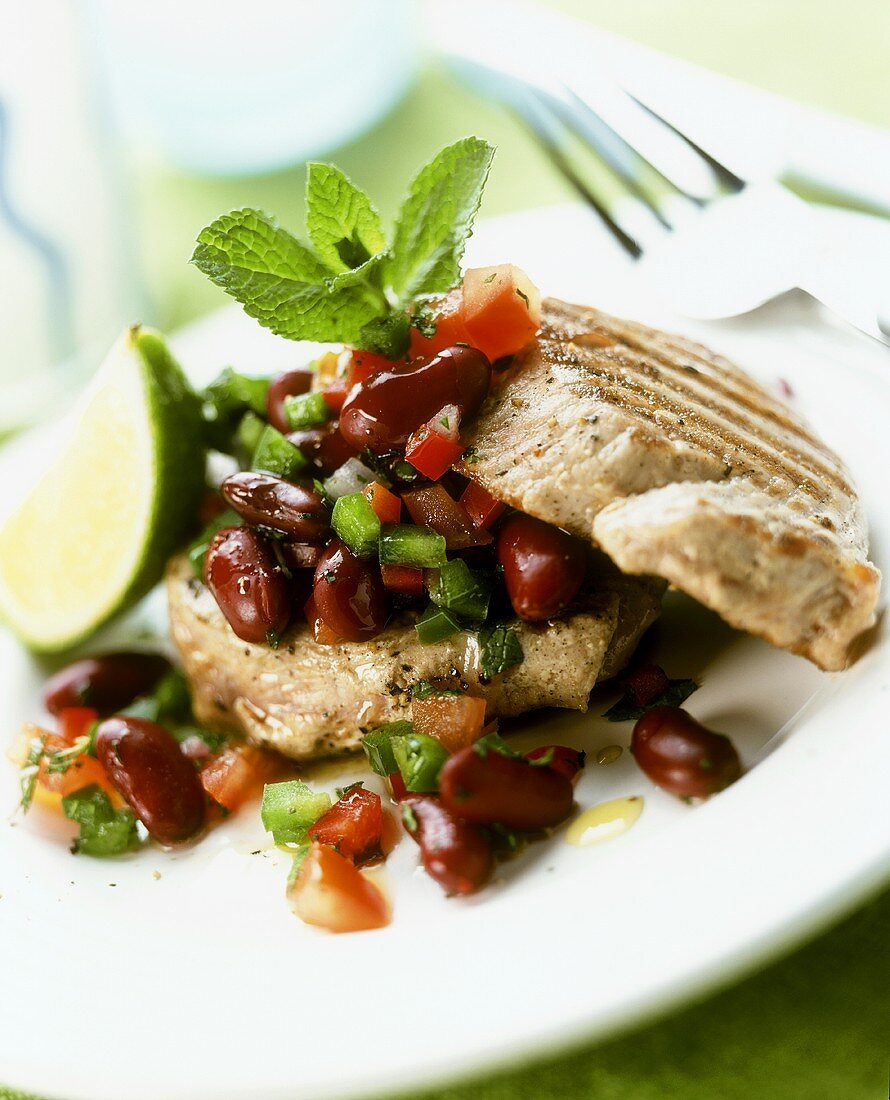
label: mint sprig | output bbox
[191,137,495,358]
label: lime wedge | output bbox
[0,325,205,652]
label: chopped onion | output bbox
[323,458,378,500]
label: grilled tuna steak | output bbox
[166,554,661,760]
[457,298,880,670]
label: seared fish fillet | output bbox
[166,554,662,760]
[457,299,880,670]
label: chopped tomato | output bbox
[409,287,472,359]
[37,733,115,802]
[200,744,278,811]
[460,481,506,530]
[308,786,383,863]
[364,481,401,525]
[380,563,425,597]
[402,484,491,550]
[412,694,488,753]
[304,594,341,646]
[461,264,541,362]
[525,745,586,783]
[290,842,390,932]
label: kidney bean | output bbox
[439,745,574,829]
[204,526,291,644]
[280,542,323,570]
[525,745,586,783]
[287,420,358,474]
[339,346,491,453]
[402,795,493,896]
[620,664,670,708]
[497,513,586,620]
[220,471,328,542]
[312,539,388,642]
[43,653,170,717]
[266,368,313,433]
[631,706,742,797]
[95,716,206,844]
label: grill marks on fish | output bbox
[540,308,849,502]
[459,298,879,670]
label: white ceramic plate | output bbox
[1,204,889,1100]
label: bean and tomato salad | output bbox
[13,261,743,934]
[191,264,592,666]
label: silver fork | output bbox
[444,51,890,347]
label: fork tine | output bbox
[510,88,644,259]
[626,93,746,194]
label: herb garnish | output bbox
[603,677,699,722]
[192,138,494,359]
[479,624,524,681]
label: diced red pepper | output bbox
[525,745,586,783]
[388,772,409,802]
[460,480,506,530]
[401,483,491,550]
[405,406,465,481]
[304,594,341,646]
[58,707,100,746]
[308,785,383,863]
[380,562,425,597]
[364,481,401,525]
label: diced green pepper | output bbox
[415,605,463,644]
[201,368,271,450]
[284,391,330,430]
[379,523,447,568]
[235,412,266,463]
[332,491,381,558]
[62,785,140,857]
[361,721,414,776]
[252,424,308,479]
[260,780,331,845]
[187,508,242,579]
[391,732,449,792]
[429,559,492,622]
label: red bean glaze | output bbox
[266,368,313,433]
[497,513,586,620]
[43,653,170,717]
[631,706,742,797]
[402,795,493,895]
[438,746,574,829]
[95,717,206,844]
[339,346,491,453]
[312,539,389,642]
[204,526,291,644]
[220,472,328,542]
[525,745,586,783]
[287,420,358,474]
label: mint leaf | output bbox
[386,137,495,301]
[305,163,386,272]
[479,623,523,681]
[192,209,381,343]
